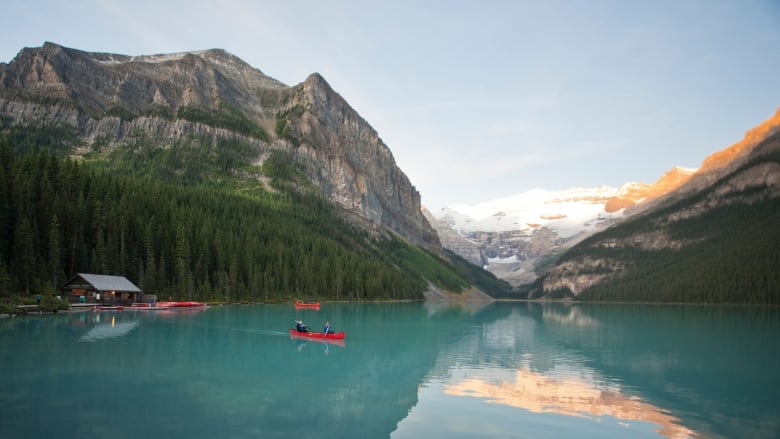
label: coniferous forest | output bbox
[6,114,775,306]
[0,120,511,305]
[518,144,780,304]
[573,198,780,304]
[565,148,780,305]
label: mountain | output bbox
[422,206,482,266]
[604,166,697,213]
[429,165,698,287]
[430,187,624,286]
[0,42,439,252]
[430,110,778,299]
[0,42,507,302]
[533,109,780,302]
[626,109,780,217]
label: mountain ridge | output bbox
[536,110,780,301]
[1,41,774,303]
[0,42,510,302]
[431,109,779,292]
[0,42,441,253]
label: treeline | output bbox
[522,143,780,304]
[0,145,439,302]
[99,135,259,187]
[176,104,269,142]
[574,198,780,304]
[103,101,270,142]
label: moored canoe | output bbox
[294,300,320,309]
[156,301,207,308]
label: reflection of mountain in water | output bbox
[445,367,694,438]
[3,303,775,438]
[80,319,139,342]
[403,303,697,438]
[422,300,493,317]
[425,303,779,439]
[121,303,501,439]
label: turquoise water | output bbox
[0,302,778,438]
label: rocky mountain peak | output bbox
[0,42,440,252]
[280,68,439,250]
[604,166,697,213]
[598,113,780,218]
[627,108,780,217]
[700,108,780,172]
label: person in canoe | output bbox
[295,320,310,332]
[323,321,333,334]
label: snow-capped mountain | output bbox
[439,186,623,236]
[429,170,698,287]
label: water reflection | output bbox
[423,300,493,317]
[394,303,713,438]
[445,366,695,438]
[541,305,598,327]
[1,302,775,438]
[79,314,139,342]
[292,337,345,351]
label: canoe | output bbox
[288,329,345,340]
[129,303,152,308]
[93,305,123,311]
[294,300,320,309]
[126,302,207,310]
[156,301,207,308]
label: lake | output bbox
[0,302,777,438]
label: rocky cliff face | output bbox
[280,73,439,249]
[0,42,440,251]
[422,207,482,266]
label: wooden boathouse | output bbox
[61,273,142,305]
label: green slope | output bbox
[575,198,780,303]
[541,146,780,304]
[0,120,506,302]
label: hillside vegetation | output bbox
[0,120,511,302]
[527,146,780,304]
[570,198,779,303]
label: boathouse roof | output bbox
[62,273,141,293]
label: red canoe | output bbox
[294,300,320,309]
[156,301,207,308]
[289,329,345,340]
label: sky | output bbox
[2,1,779,212]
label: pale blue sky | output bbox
[2,0,778,211]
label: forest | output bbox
[517,144,780,304]
[0,123,506,306]
[553,145,780,304]
[573,197,780,304]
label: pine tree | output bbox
[48,214,62,291]
[15,217,37,294]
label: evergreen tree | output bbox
[15,217,37,294]
[48,214,63,291]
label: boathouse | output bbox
[61,273,142,305]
